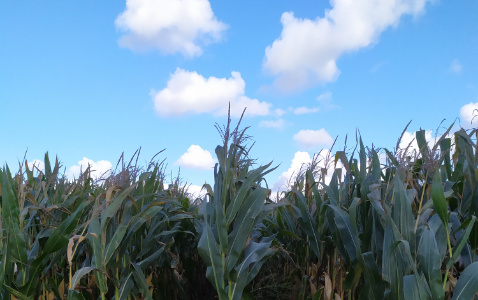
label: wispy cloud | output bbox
[259,119,285,129]
[294,107,319,115]
[371,62,388,73]
[450,59,463,74]
[292,92,338,115]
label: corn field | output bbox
[1,117,478,300]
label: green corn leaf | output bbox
[294,191,321,260]
[0,243,7,292]
[446,215,476,269]
[417,226,444,300]
[137,239,173,270]
[212,162,229,254]
[451,155,465,183]
[416,130,429,160]
[431,169,448,229]
[451,261,478,300]
[225,163,271,225]
[87,207,108,295]
[403,274,432,300]
[69,267,101,290]
[327,204,359,264]
[0,168,28,266]
[349,197,361,237]
[197,221,227,299]
[42,200,90,254]
[3,284,31,300]
[335,151,351,174]
[384,148,399,167]
[101,184,137,240]
[22,200,90,296]
[391,176,415,252]
[225,187,268,276]
[362,252,385,299]
[67,290,86,300]
[306,169,322,207]
[372,150,382,182]
[44,152,52,180]
[104,220,129,266]
[118,273,134,300]
[359,136,367,183]
[440,138,452,181]
[382,217,408,300]
[132,263,153,300]
[230,239,274,300]
[320,181,338,206]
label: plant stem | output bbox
[443,228,453,290]
[414,174,428,233]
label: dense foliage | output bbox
[1,118,478,300]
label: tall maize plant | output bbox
[197,111,279,300]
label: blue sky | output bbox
[1,0,477,195]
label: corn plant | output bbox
[197,112,279,300]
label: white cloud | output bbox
[450,59,463,74]
[397,129,459,162]
[274,108,287,117]
[272,149,343,195]
[264,0,431,91]
[259,119,285,129]
[460,102,478,129]
[316,92,339,111]
[273,151,312,193]
[293,129,334,149]
[115,0,227,57]
[399,130,434,153]
[186,184,207,199]
[293,92,337,115]
[66,158,112,180]
[294,106,319,115]
[27,159,45,173]
[152,68,272,117]
[175,145,216,170]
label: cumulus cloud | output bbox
[66,158,112,180]
[272,149,343,195]
[175,145,216,170]
[273,151,312,193]
[399,130,433,153]
[450,59,463,74]
[293,129,334,149]
[152,68,272,117]
[115,0,227,57]
[264,0,432,91]
[259,119,285,129]
[460,102,478,129]
[186,184,207,199]
[27,159,45,173]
